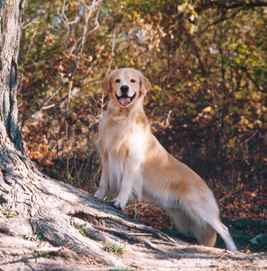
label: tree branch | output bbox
[196,0,267,12]
[198,8,243,37]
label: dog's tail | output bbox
[167,208,217,247]
[194,223,217,247]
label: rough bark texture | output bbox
[0,0,25,153]
[0,0,264,270]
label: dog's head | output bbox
[101,68,151,108]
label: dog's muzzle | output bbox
[116,93,136,107]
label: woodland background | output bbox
[17,0,265,252]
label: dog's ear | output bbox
[140,75,151,95]
[101,75,111,94]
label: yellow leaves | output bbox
[76,138,87,149]
[69,1,78,8]
[230,43,239,50]
[200,106,214,121]
[177,3,196,15]
[238,116,261,131]
[247,123,254,129]
[234,91,244,100]
[229,41,261,68]
[240,116,249,126]
[254,120,262,127]
[203,106,212,113]
[193,105,215,123]
[152,85,162,91]
[229,138,235,149]
[132,10,140,18]
[127,10,140,20]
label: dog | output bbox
[94,68,236,251]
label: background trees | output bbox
[18,0,264,250]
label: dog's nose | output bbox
[120,85,129,94]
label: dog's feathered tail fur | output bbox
[167,209,217,247]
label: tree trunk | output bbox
[0,0,25,153]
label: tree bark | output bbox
[0,0,25,153]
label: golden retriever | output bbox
[94,68,236,251]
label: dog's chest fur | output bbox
[97,107,149,196]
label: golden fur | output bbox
[95,68,236,251]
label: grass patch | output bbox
[33,250,48,258]
[1,209,17,218]
[105,242,125,254]
[25,233,44,242]
[72,221,87,236]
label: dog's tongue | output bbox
[119,97,131,107]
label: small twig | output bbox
[42,104,55,110]
[24,28,37,63]
[101,26,117,116]
[78,1,101,54]
[23,20,39,30]
[198,8,242,37]
[106,26,117,77]
[239,129,259,146]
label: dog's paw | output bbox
[111,197,126,210]
[94,190,105,200]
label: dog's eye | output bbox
[115,79,120,83]
[130,79,136,83]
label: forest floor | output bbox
[0,231,265,271]
[0,198,266,271]
[5,134,265,270]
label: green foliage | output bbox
[105,242,125,254]
[250,234,266,246]
[72,221,87,236]
[25,233,44,242]
[220,216,267,252]
[1,209,18,218]
[33,250,48,258]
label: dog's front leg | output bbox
[94,159,109,200]
[112,161,141,209]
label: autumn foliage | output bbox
[18,0,265,250]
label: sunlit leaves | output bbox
[18,1,264,213]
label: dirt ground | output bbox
[0,233,265,271]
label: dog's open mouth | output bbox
[116,93,136,107]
